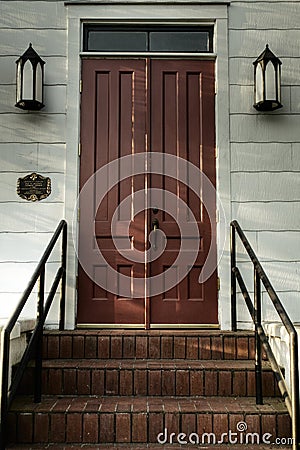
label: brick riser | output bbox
[18,360,280,397]
[8,396,291,445]
[43,331,260,361]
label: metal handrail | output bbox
[231,220,299,450]
[0,220,67,450]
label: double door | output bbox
[77,58,217,327]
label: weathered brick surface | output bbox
[8,331,290,446]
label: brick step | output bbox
[43,330,258,361]
[18,359,280,397]
[6,445,293,450]
[8,395,291,445]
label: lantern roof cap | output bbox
[253,44,282,66]
[16,43,45,65]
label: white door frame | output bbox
[64,1,231,330]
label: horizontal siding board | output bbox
[0,203,64,232]
[231,172,300,202]
[229,3,300,30]
[232,201,300,231]
[291,144,300,170]
[236,261,300,292]
[0,29,66,57]
[38,144,66,172]
[0,2,66,29]
[0,172,65,203]
[0,114,66,143]
[262,291,300,323]
[231,143,293,172]
[0,262,61,293]
[230,85,291,114]
[229,57,300,86]
[230,115,300,143]
[0,85,66,114]
[0,143,39,172]
[0,233,61,262]
[0,292,37,319]
[0,56,67,85]
[257,232,300,262]
[229,30,300,58]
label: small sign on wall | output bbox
[17,173,51,202]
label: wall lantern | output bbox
[253,44,282,112]
[15,43,45,111]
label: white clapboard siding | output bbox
[291,144,300,170]
[0,30,66,57]
[232,202,300,231]
[231,172,300,202]
[0,262,61,293]
[0,233,62,262]
[0,144,39,172]
[235,261,300,293]
[0,203,64,233]
[229,2,300,29]
[229,30,300,58]
[257,232,300,263]
[0,2,66,29]
[0,114,66,143]
[230,115,300,143]
[231,143,293,172]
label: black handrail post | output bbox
[0,331,10,450]
[230,223,237,331]
[59,222,67,331]
[290,331,300,450]
[34,267,45,403]
[254,267,263,405]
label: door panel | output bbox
[149,60,217,325]
[77,58,217,327]
[77,60,147,325]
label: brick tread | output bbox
[10,395,288,414]
[44,330,253,336]
[42,330,260,361]
[40,359,269,370]
[6,445,292,450]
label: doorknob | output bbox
[152,218,159,230]
[151,218,159,250]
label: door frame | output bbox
[64,3,231,330]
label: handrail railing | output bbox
[231,220,299,450]
[0,220,67,450]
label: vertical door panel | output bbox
[77,60,147,325]
[149,60,218,325]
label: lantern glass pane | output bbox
[277,66,281,102]
[23,60,33,100]
[36,63,43,103]
[255,64,264,103]
[16,61,22,103]
[265,62,276,101]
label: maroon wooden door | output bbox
[77,58,217,327]
[149,60,217,325]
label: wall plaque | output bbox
[17,173,51,202]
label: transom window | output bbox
[83,25,213,53]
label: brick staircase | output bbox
[7,330,291,449]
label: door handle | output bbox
[151,218,159,250]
